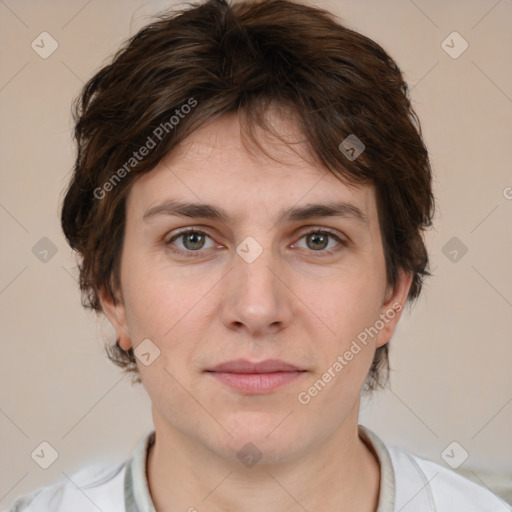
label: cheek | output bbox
[306,270,383,338]
[120,247,180,330]
[299,273,384,391]
[121,259,217,362]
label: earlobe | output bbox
[98,287,132,351]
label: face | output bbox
[100,111,411,464]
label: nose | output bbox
[220,241,294,337]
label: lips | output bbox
[205,359,306,394]
[206,359,303,374]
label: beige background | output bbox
[1,0,511,507]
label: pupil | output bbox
[309,233,327,250]
[185,232,204,250]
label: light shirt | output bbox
[4,425,510,511]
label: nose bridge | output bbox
[224,235,291,333]
[236,237,280,306]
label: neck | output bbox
[146,410,380,512]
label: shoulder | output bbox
[3,461,126,512]
[387,443,510,512]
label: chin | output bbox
[217,412,306,463]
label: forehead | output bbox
[125,112,377,225]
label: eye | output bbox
[165,227,347,258]
[166,229,216,255]
[293,229,346,254]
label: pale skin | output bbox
[100,110,412,512]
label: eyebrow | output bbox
[143,198,368,225]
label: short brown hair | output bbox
[60,0,434,392]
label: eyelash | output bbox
[165,227,348,258]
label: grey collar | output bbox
[124,431,156,512]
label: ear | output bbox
[375,270,413,348]
[98,286,132,351]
